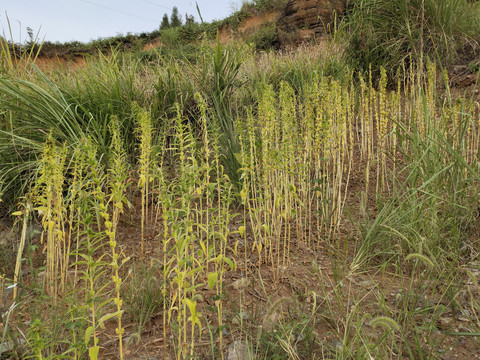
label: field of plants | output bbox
[1,1,480,359]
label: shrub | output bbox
[248,24,277,51]
[160,27,182,48]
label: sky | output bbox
[0,0,242,44]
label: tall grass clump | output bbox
[352,65,480,271]
[210,39,243,185]
[0,73,88,202]
[346,0,480,74]
[242,42,349,97]
[55,50,145,157]
[0,51,147,205]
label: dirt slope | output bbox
[276,0,347,45]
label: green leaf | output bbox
[208,272,218,290]
[200,241,207,256]
[233,152,243,164]
[185,298,196,315]
[89,346,99,360]
[98,310,124,329]
[261,224,270,236]
[238,226,245,237]
[186,266,202,278]
[223,256,235,271]
[84,326,94,346]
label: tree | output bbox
[170,6,182,28]
[160,13,170,30]
[185,14,195,26]
[26,27,34,44]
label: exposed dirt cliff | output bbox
[275,0,347,46]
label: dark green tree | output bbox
[160,13,170,30]
[185,14,195,26]
[26,27,34,44]
[170,6,182,28]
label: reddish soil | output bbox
[34,55,86,71]
[219,11,281,44]
[142,40,162,52]
[238,12,281,35]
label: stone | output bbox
[275,0,347,46]
[0,339,25,355]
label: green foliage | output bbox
[160,13,170,30]
[23,293,88,359]
[159,27,181,48]
[248,24,276,51]
[0,75,85,202]
[345,0,480,75]
[0,49,148,204]
[121,263,164,339]
[213,0,287,34]
[170,6,183,28]
[241,0,289,14]
[353,75,479,270]
[208,40,243,185]
[178,22,206,43]
[256,311,316,359]
[0,15,43,77]
[185,14,196,26]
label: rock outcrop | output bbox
[275,0,347,46]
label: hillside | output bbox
[1,1,480,359]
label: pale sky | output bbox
[0,0,242,43]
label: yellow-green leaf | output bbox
[98,310,124,329]
[84,326,94,346]
[238,226,245,237]
[200,241,207,256]
[88,346,99,360]
[208,272,218,290]
[223,257,235,271]
[185,298,196,315]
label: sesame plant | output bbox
[32,136,68,299]
[135,104,153,257]
[105,116,130,359]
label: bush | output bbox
[248,24,277,51]
[159,27,181,48]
